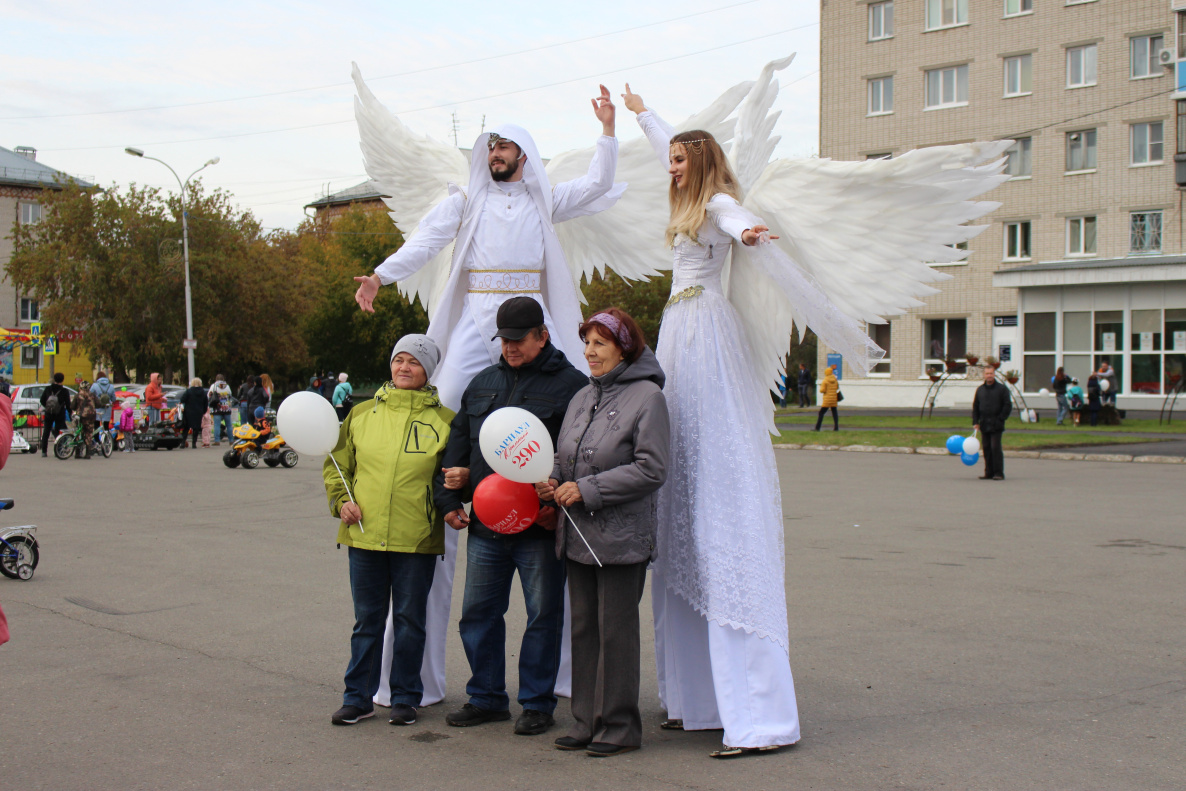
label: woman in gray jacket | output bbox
[536,307,670,757]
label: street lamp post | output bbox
[124,147,219,383]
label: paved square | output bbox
[1,447,1182,789]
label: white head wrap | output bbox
[390,334,441,381]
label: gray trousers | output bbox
[565,559,648,747]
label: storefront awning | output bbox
[993,255,1186,288]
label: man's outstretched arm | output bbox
[354,191,465,312]
[551,85,619,223]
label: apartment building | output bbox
[820,0,1186,408]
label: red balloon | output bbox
[472,473,539,535]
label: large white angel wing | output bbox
[547,80,753,293]
[352,63,470,313]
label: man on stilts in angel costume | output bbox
[349,64,665,714]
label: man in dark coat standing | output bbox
[972,365,1012,480]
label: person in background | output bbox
[797,362,811,408]
[813,365,840,431]
[39,372,70,458]
[70,381,99,460]
[259,373,275,409]
[1066,377,1085,426]
[179,378,208,449]
[972,365,1012,480]
[332,373,354,421]
[321,372,335,401]
[1051,366,1071,426]
[1086,373,1102,427]
[119,397,138,452]
[144,373,166,427]
[237,376,253,427]
[90,371,116,430]
[246,376,269,420]
[0,376,10,397]
[1097,362,1117,407]
[208,374,234,446]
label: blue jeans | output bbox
[239,405,250,428]
[148,407,160,426]
[459,534,566,714]
[1055,394,1069,425]
[343,547,437,709]
[212,412,234,442]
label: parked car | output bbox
[9,383,77,415]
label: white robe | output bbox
[371,128,621,708]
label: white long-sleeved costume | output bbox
[371,124,621,708]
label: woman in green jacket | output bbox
[325,334,455,728]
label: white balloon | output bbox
[277,391,340,455]
[1099,379,1110,392]
[479,406,554,484]
[1027,409,1037,422]
[1019,410,1030,423]
[1038,388,1050,396]
[962,436,981,456]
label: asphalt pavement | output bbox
[1,446,1183,790]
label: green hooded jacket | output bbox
[323,383,455,553]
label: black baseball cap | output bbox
[492,296,545,341]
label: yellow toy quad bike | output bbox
[222,424,298,470]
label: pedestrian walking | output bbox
[1051,367,1071,425]
[972,365,1012,480]
[797,363,811,408]
[813,365,840,431]
[39,372,70,458]
[208,375,234,446]
[179,378,208,449]
[332,373,354,421]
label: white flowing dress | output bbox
[641,115,800,750]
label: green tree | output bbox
[8,179,311,384]
[297,207,428,385]
[578,270,673,348]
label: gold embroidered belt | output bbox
[664,284,705,311]
[467,269,542,294]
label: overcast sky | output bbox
[3,0,820,232]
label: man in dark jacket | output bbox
[246,376,269,417]
[972,365,1013,480]
[39,372,70,457]
[435,297,586,738]
[797,363,812,408]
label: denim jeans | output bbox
[148,407,160,426]
[1055,394,1069,425]
[343,547,437,709]
[458,534,566,714]
[212,413,234,442]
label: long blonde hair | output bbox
[665,130,741,246]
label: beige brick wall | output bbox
[819,0,1181,389]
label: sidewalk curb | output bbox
[772,443,1185,464]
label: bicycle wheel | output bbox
[99,432,114,458]
[53,433,76,460]
[0,537,38,579]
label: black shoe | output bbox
[388,703,417,725]
[331,704,375,725]
[993,474,1004,480]
[586,742,639,757]
[514,709,555,735]
[554,735,590,751]
[40,452,47,457]
[979,475,992,479]
[446,703,511,727]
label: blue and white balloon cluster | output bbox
[946,433,981,466]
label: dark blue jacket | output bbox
[436,341,587,542]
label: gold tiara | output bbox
[671,138,710,145]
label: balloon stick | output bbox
[328,454,364,534]
[558,504,601,568]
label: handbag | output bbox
[836,390,844,402]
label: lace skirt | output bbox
[654,287,789,651]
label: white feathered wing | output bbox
[352,63,470,314]
[723,57,1010,405]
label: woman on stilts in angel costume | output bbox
[611,57,1009,757]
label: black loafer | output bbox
[554,736,590,751]
[514,709,555,735]
[445,703,511,727]
[586,742,639,757]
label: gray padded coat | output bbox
[551,347,670,565]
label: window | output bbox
[19,346,40,369]
[19,202,41,225]
[923,318,967,375]
[869,1,893,40]
[1131,122,1164,165]
[1004,55,1033,97]
[1004,221,1032,260]
[1067,216,1097,256]
[1066,44,1098,88]
[1180,11,1186,59]
[1066,129,1097,172]
[1094,310,1124,394]
[1130,211,1163,253]
[1004,137,1032,177]
[925,65,969,109]
[1023,312,1056,391]
[869,322,892,375]
[926,0,967,30]
[1178,101,1186,154]
[865,152,892,160]
[1004,0,1032,16]
[1131,35,1165,79]
[20,298,39,322]
[868,76,893,115]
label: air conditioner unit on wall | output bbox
[1160,48,1175,67]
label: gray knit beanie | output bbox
[390,334,441,381]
